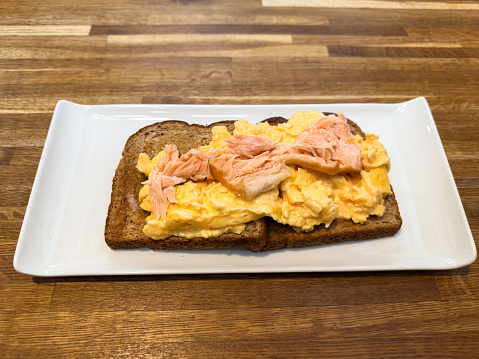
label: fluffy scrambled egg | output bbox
[137,111,391,239]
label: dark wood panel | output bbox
[48,275,440,312]
[2,333,479,359]
[232,57,479,71]
[3,302,479,346]
[326,8,479,27]
[232,68,479,85]
[90,24,408,36]
[328,46,479,58]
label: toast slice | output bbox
[104,120,268,252]
[257,114,402,251]
[105,115,402,252]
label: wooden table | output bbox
[2,1,478,357]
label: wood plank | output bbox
[48,275,440,312]
[0,58,233,84]
[325,8,479,28]
[147,6,329,25]
[436,127,479,144]
[449,160,479,178]
[461,199,479,221]
[0,25,91,36]
[0,129,48,147]
[457,188,479,199]
[406,26,479,42]
[140,81,433,97]
[9,76,446,98]
[262,0,479,10]
[0,83,164,98]
[436,272,479,301]
[0,282,54,313]
[106,34,292,45]
[455,178,479,188]
[3,301,479,345]
[142,95,425,105]
[328,46,479,58]
[0,97,142,113]
[0,42,324,60]
[293,34,460,47]
[2,333,479,359]
[0,57,232,70]
[0,35,107,48]
[0,1,262,26]
[231,68,479,85]
[0,5,150,26]
[0,114,52,130]
[92,24,407,36]
[232,57,479,72]
[429,82,479,96]
[442,142,479,160]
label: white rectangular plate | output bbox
[14,98,476,276]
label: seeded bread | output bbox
[105,115,402,252]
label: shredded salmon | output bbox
[209,135,291,198]
[163,149,215,181]
[287,113,362,174]
[147,113,363,218]
[145,168,186,220]
[156,145,179,172]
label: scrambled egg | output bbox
[137,111,391,240]
[233,110,324,144]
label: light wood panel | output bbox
[263,0,479,10]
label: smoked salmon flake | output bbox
[144,168,186,220]
[288,113,362,174]
[209,135,292,198]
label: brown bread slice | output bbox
[257,114,402,251]
[105,114,402,252]
[260,193,401,251]
[104,120,268,252]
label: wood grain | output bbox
[1,0,478,358]
[262,0,479,10]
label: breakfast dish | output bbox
[13,99,476,276]
[105,111,401,251]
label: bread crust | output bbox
[105,115,401,252]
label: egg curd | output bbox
[137,111,392,240]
